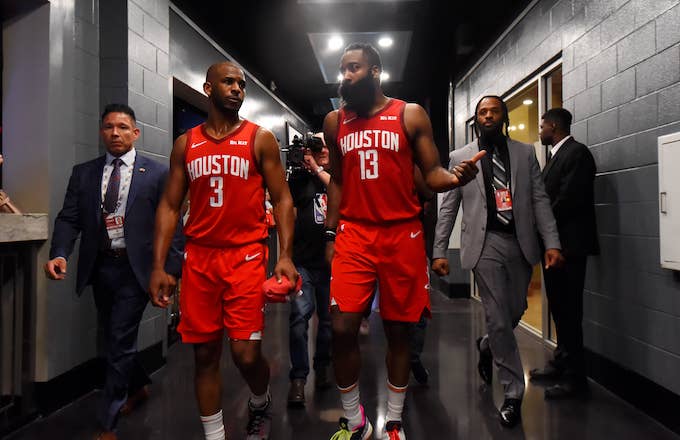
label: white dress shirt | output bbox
[101,148,136,249]
[550,135,572,160]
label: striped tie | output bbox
[492,150,512,225]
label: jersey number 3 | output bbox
[358,149,378,180]
[210,176,223,207]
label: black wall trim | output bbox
[33,341,165,416]
[586,348,680,435]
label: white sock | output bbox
[386,381,407,422]
[250,386,270,408]
[339,382,362,429]
[200,410,226,440]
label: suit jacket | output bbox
[433,138,561,270]
[542,137,599,257]
[49,153,184,295]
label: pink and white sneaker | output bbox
[330,405,373,440]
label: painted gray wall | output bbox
[453,0,680,395]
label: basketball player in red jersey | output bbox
[324,43,485,440]
[149,61,296,440]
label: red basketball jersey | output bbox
[335,99,421,224]
[183,121,267,247]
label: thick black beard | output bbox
[338,74,377,117]
[478,122,505,146]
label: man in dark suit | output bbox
[44,103,184,440]
[530,107,599,399]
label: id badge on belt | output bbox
[104,214,125,240]
[494,188,513,212]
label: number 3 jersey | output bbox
[183,121,267,247]
[336,98,421,224]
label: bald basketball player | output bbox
[149,61,296,440]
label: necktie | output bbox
[492,149,512,225]
[546,149,553,162]
[103,158,122,214]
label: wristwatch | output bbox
[315,166,324,175]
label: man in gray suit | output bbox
[432,95,563,428]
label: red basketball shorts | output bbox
[330,218,431,322]
[178,240,268,342]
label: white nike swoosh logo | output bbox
[410,231,422,238]
[245,252,262,262]
[190,140,207,149]
[343,117,357,124]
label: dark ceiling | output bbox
[171,0,531,130]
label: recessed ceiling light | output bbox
[523,99,533,105]
[328,35,344,51]
[337,73,343,82]
[518,123,526,130]
[380,72,390,81]
[509,125,517,131]
[378,36,393,48]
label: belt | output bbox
[99,248,127,258]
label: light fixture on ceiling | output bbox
[523,99,533,105]
[508,125,517,131]
[378,36,393,48]
[328,35,344,51]
[380,72,390,81]
[337,73,343,82]
[518,123,526,130]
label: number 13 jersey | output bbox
[336,98,421,224]
[184,121,267,247]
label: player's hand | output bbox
[148,268,176,308]
[431,258,450,276]
[450,150,486,187]
[274,256,298,291]
[44,258,67,280]
[544,248,565,269]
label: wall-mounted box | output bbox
[658,132,680,271]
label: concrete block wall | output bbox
[454,0,680,395]
[125,0,172,352]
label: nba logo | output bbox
[314,193,327,224]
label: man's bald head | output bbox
[206,61,243,82]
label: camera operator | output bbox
[286,133,333,406]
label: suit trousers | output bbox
[92,253,151,430]
[474,231,532,399]
[543,255,587,379]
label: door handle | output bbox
[660,192,667,214]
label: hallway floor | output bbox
[8,292,679,440]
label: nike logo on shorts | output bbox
[410,231,422,238]
[245,252,262,262]
[190,140,207,149]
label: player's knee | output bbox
[332,319,358,345]
[194,342,221,371]
[232,346,261,372]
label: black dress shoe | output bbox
[499,398,522,428]
[411,358,430,385]
[476,336,493,385]
[529,363,563,382]
[545,381,590,400]
[287,379,306,406]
